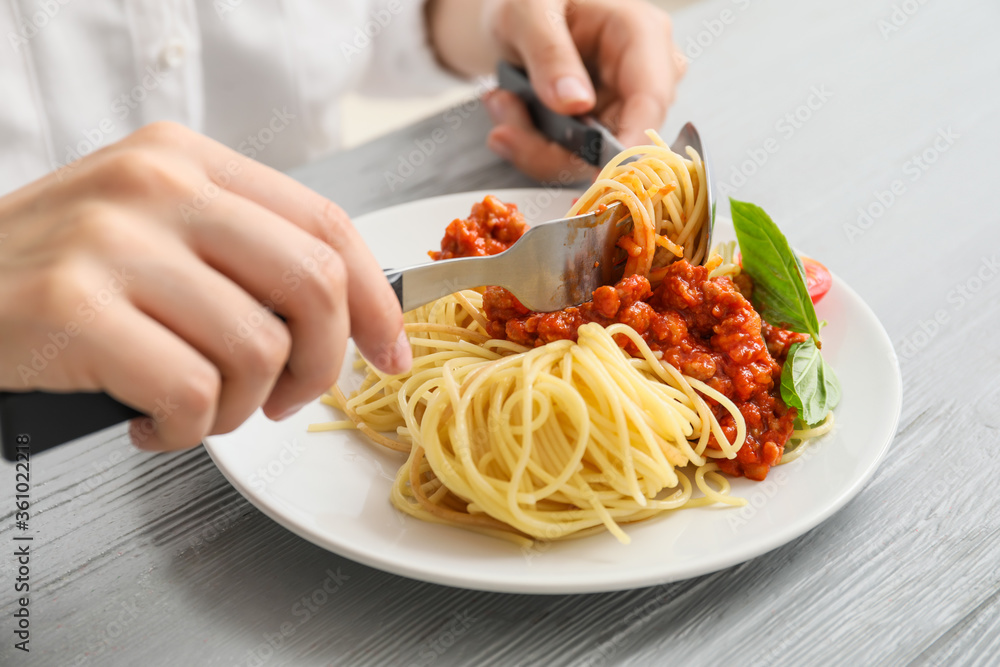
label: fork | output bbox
[386,121,715,313]
[384,202,629,313]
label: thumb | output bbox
[500,0,595,114]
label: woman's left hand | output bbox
[428,0,687,181]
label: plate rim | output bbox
[204,187,903,594]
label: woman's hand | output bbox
[0,122,410,451]
[427,0,687,181]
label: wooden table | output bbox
[3,0,999,664]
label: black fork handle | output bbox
[0,391,141,461]
[497,61,609,166]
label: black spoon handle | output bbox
[0,391,141,461]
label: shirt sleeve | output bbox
[353,0,466,97]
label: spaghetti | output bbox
[317,292,745,546]
[312,134,832,545]
[567,129,711,281]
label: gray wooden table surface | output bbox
[3,0,999,664]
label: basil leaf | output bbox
[780,340,842,425]
[729,199,840,421]
[730,199,820,342]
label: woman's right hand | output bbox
[0,122,410,451]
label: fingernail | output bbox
[554,76,593,104]
[276,401,307,421]
[487,135,513,161]
[484,91,508,124]
[389,328,412,374]
[129,417,158,450]
[620,131,647,148]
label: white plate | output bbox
[204,188,902,594]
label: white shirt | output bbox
[0,0,460,194]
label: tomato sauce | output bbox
[429,195,529,260]
[434,198,808,481]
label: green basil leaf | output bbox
[730,199,821,342]
[780,340,842,425]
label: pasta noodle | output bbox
[317,293,746,546]
[312,133,833,545]
[567,130,711,281]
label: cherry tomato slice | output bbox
[735,253,832,304]
[801,256,832,304]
